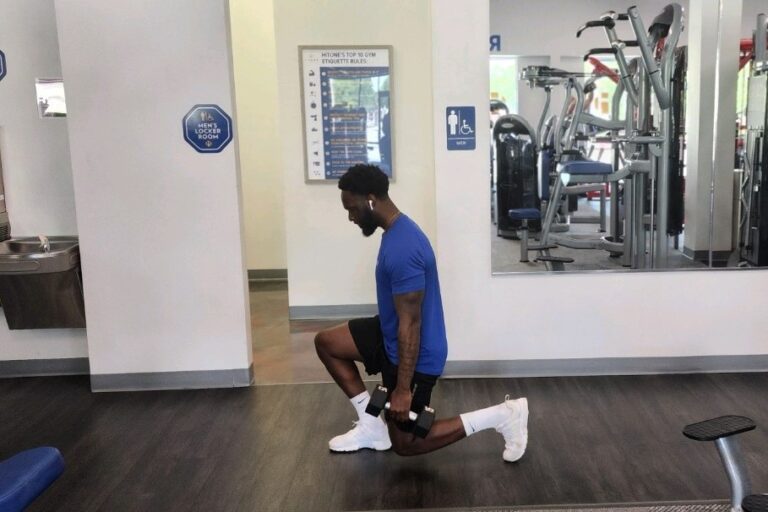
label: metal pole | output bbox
[715,436,752,511]
[611,80,626,241]
[537,87,552,149]
[554,81,573,156]
[709,0,725,268]
[650,152,657,268]
[636,64,652,269]
[655,4,683,268]
[628,6,672,109]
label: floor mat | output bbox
[362,501,730,512]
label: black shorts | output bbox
[348,316,439,433]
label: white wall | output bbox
[55,0,252,377]
[434,0,768,364]
[230,0,287,272]
[742,0,766,38]
[0,0,86,362]
[270,0,768,366]
[274,0,435,308]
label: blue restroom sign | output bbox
[183,104,233,153]
[446,106,476,151]
[0,51,6,82]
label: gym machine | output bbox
[493,114,540,239]
[738,14,768,267]
[525,4,685,270]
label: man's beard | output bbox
[359,209,378,237]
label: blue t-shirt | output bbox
[376,214,447,376]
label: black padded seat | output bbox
[682,415,756,442]
[743,494,768,512]
[508,208,541,221]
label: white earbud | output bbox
[368,200,373,210]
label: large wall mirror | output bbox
[489,0,767,274]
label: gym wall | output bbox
[434,0,768,372]
[273,0,436,312]
[230,0,287,274]
[56,0,253,388]
[0,0,87,367]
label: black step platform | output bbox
[743,494,768,512]
[683,415,756,442]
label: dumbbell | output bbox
[365,384,435,438]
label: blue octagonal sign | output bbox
[183,104,233,153]
[0,51,6,82]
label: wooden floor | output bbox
[2,282,767,510]
[2,372,768,511]
[249,280,373,385]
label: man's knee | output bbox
[314,330,331,354]
[390,429,421,457]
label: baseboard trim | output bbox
[289,304,378,320]
[682,247,730,263]
[443,355,768,378]
[90,364,255,392]
[248,269,287,281]
[0,357,90,378]
[7,356,765,385]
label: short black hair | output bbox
[338,164,389,198]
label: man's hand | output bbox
[388,386,413,423]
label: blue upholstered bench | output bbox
[0,447,64,512]
[561,160,613,176]
[507,208,541,222]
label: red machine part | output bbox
[586,57,619,83]
[741,39,753,71]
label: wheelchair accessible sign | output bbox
[183,104,233,153]
[446,106,475,151]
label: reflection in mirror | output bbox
[489,1,768,276]
[736,6,767,267]
[35,79,66,118]
[490,2,703,274]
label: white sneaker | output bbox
[495,396,529,462]
[328,418,392,453]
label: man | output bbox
[314,164,529,460]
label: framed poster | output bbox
[299,46,393,182]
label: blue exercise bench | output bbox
[0,447,64,511]
[540,157,624,256]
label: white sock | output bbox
[350,390,372,421]
[460,402,509,437]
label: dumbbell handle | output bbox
[384,403,418,422]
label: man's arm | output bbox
[388,290,424,423]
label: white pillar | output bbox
[431,0,491,352]
[684,0,743,262]
[56,0,253,390]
